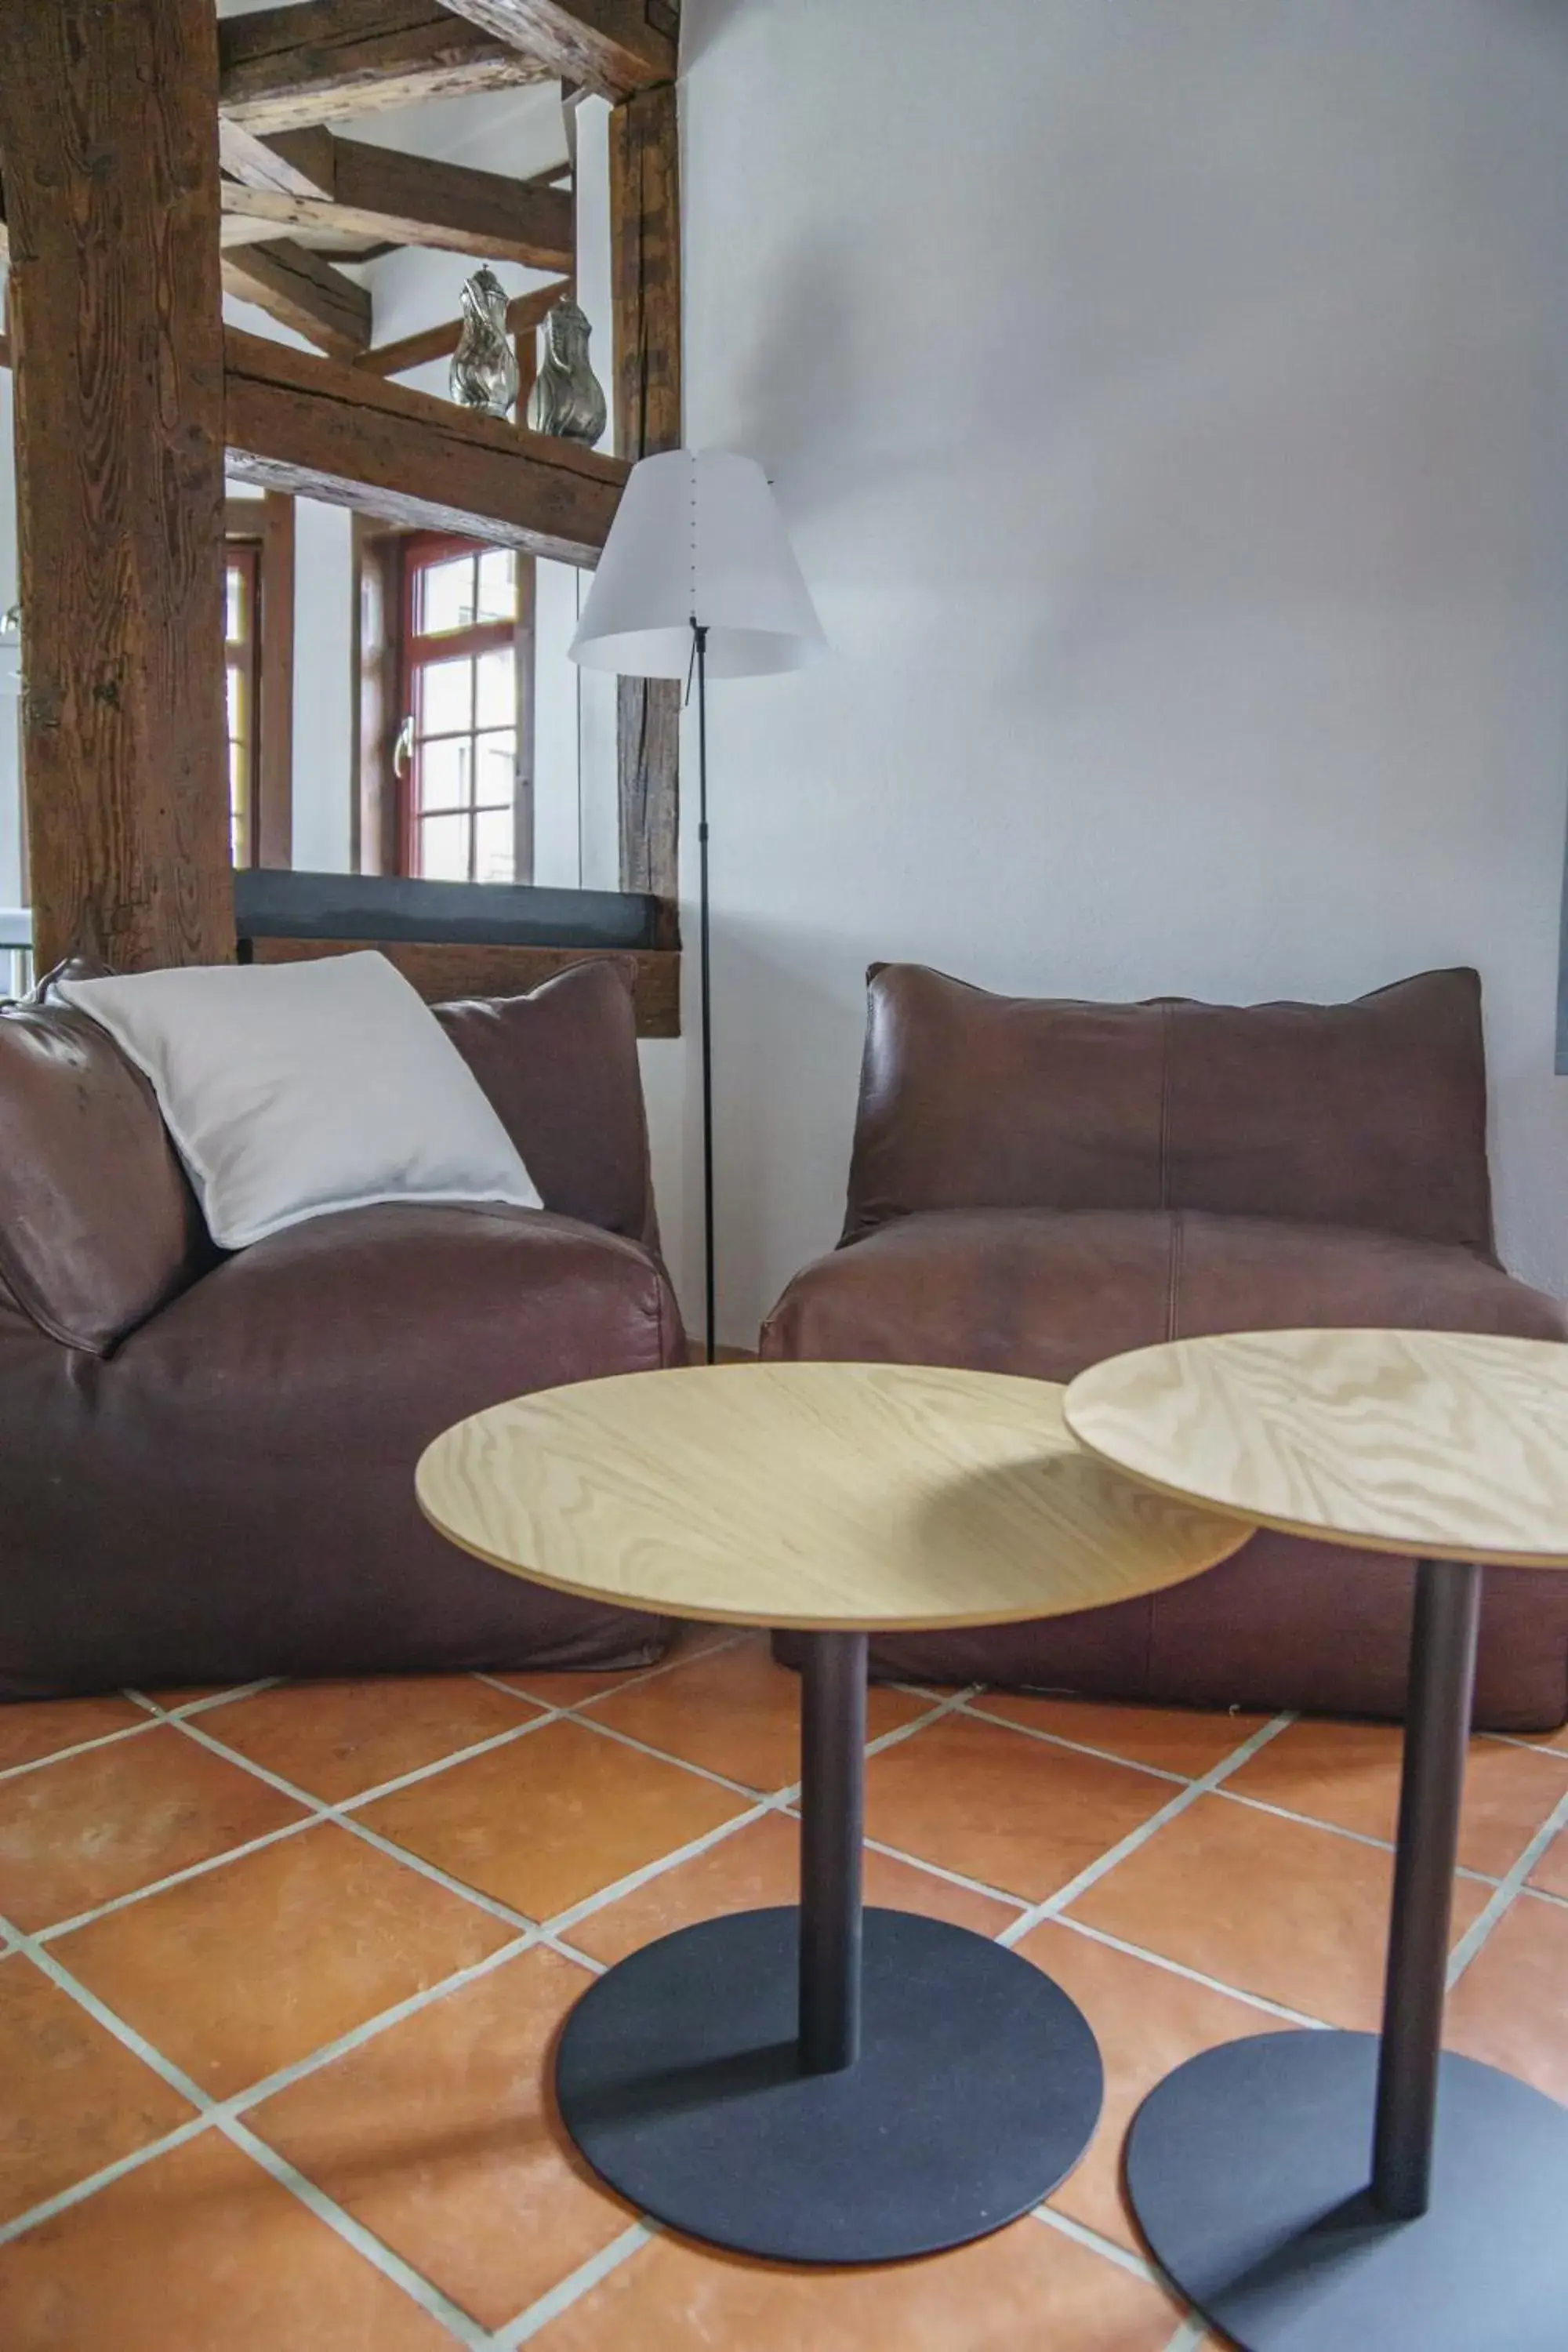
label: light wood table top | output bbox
[1064,1330,1568,1570]
[416,1363,1254,1632]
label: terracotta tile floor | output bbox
[0,1632,1564,2349]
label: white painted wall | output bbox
[677,0,1568,1341]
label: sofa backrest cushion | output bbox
[842,963,1494,1257]
[434,956,659,1248]
[0,960,210,1352]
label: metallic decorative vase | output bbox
[450,267,520,419]
[526,296,608,446]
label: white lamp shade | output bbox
[570,449,826,680]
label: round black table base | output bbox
[555,1904,1103,2265]
[1127,2029,1568,2351]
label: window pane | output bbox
[415,554,477,637]
[416,655,473,736]
[474,804,515,885]
[416,735,471,815]
[229,740,249,866]
[474,647,515,730]
[417,811,470,881]
[473,728,516,808]
[225,564,245,644]
[474,549,517,623]
[227,664,244,742]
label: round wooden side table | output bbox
[1065,1327,1568,2352]
[417,1359,1250,2267]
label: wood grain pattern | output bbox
[417,1364,1252,1631]
[356,278,571,379]
[610,81,681,904]
[437,0,675,99]
[221,239,372,360]
[249,936,681,1036]
[220,121,336,198]
[220,136,574,270]
[219,1,546,133]
[1064,1330,1568,1569]
[223,327,627,563]
[0,0,235,974]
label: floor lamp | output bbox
[570,451,826,1363]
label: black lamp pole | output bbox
[692,621,715,1365]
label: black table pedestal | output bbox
[555,1630,1104,2265]
[1126,1559,1568,2349]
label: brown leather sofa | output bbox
[764,964,1568,1731]
[0,956,682,1700]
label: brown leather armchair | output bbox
[0,956,682,1699]
[764,964,1568,1730]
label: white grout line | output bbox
[473,1628,751,1717]
[541,1709,794,1805]
[0,1926,548,2250]
[542,1800,777,1938]
[958,1698,1525,1889]
[996,1713,1298,1948]
[0,1671,992,2285]
[0,1716,166,1786]
[332,1706,563,1809]
[225,1932,543,2116]
[1043,1912,1331,2032]
[1446,1780,1568,1986]
[492,2223,654,2348]
[1213,1785,1500,1884]
[0,1895,493,2343]
[1487,1730,1568,1760]
[126,1679,283,1720]
[12,1654,1565,2339]
[0,2112,214,2246]
[858,1832,1030,1915]
[958,1696,1191,1787]
[222,2114,492,2348]
[35,1816,321,1944]
[1030,2198,1160,2283]
[172,1715,552,1940]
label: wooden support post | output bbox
[0,0,234,973]
[610,79,681,905]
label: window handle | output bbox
[394,714,414,779]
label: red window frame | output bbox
[395,532,521,883]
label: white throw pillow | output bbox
[57,951,543,1249]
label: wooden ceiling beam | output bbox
[221,239,373,361]
[355,276,571,377]
[219,0,549,133]
[219,120,336,197]
[224,326,627,564]
[435,1,677,100]
[221,132,573,270]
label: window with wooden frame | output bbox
[223,493,295,869]
[223,542,260,867]
[394,533,535,884]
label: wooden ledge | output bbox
[248,935,681,1037]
